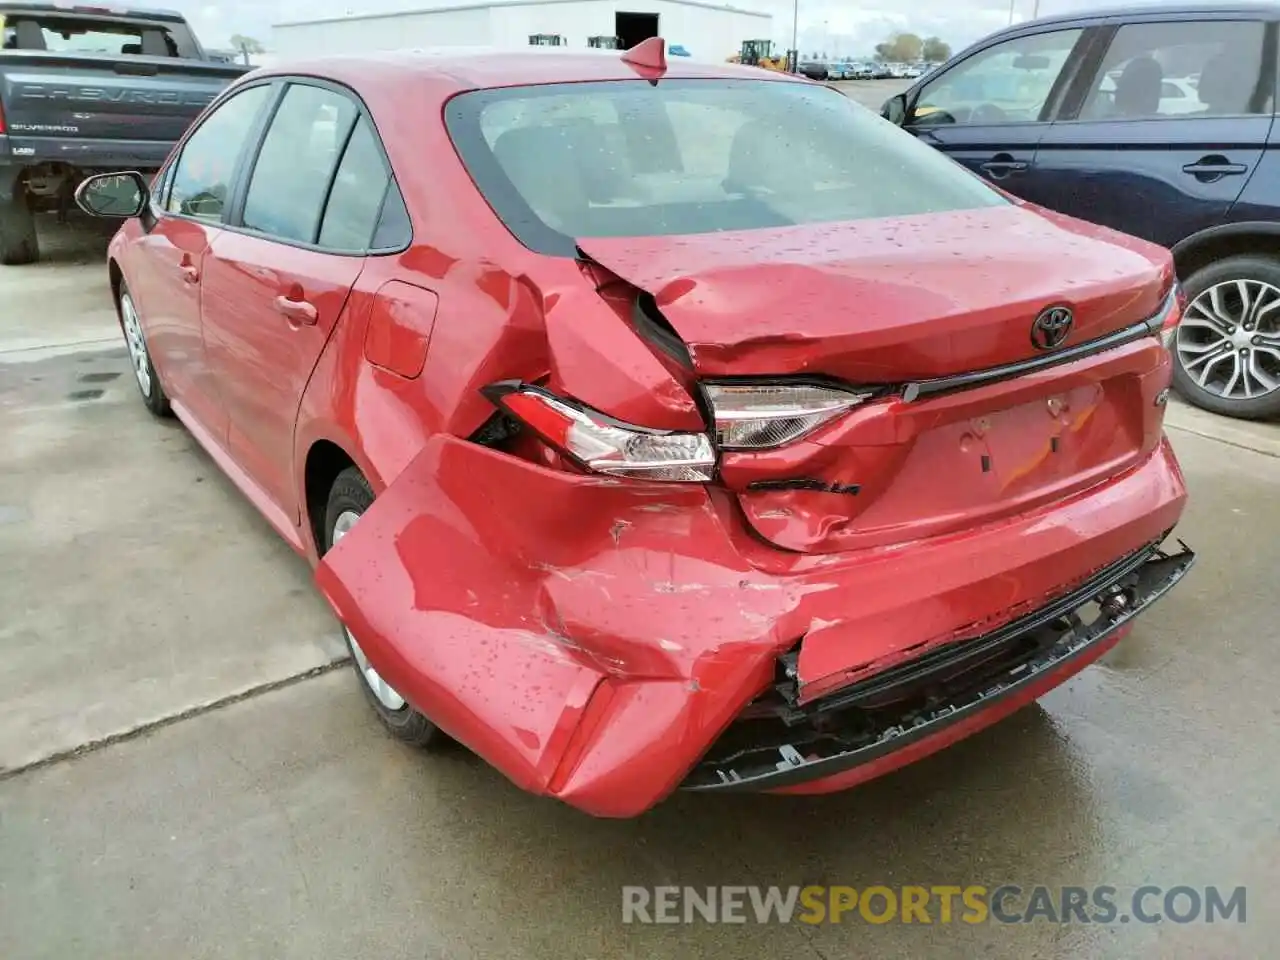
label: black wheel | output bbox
[1173,254,1280,420]
[324,467,442,747]
[0,196,38,265]
[118,282,171,417]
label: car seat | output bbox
[1195,51,1260,115]
[1113,56,1163,117]
[492,125,591,233]
[724,120,794,196]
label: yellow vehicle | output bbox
[730,39,788,72]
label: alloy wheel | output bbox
[331,509,407,711]
[120,293,152,398]
[1177,279,1280,402]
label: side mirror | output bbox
[882,93,908,126]
[74,171,149,219]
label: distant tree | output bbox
[875,32,923,62]
[921,37,952,61]
[229,34,265,55]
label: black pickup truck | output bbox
[0,2,249,263]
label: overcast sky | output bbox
[170,0,1198,56]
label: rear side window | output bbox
[1080,20,1270,119]
[445,79,1006,256]
[318,117,393,250]
[242,85,359,244]
[0,13,199,57]
[167,84,272,222]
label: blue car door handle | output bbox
[1182,156,1249,180]
[980,154,1029,178]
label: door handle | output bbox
[1182,156,1249,181]
[979,154,1029,179]
[275,295,318,326]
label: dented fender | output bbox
[315,435,797,810]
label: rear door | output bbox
[200,80,404,518]
[1032,16,1276,248]
[904,25,1091,204]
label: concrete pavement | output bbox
[2,204,1279,959]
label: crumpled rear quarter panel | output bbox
[316,435,1186,817]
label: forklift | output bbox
[734,39,788,72]
[528,34,564,46]
[588,35,619,49]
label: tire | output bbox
[324,467,442,747]
[118,283,171,417]
[1172,254,1280,420]
[0,196,38,265]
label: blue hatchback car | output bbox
[882,3,1280,420]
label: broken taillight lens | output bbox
[483,382,717,482]
[702,382,875,450]
[1158,284,1184,350]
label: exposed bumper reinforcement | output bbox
[682,540,1195,793]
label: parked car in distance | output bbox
[825,61,855,80]
[882,3,1280,420]
[797,59,829,80]
[76,39,1192,817]
[0,1,250,264]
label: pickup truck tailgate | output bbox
[0,53,246,166]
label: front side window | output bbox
[166,84,272,222]
[445,79,1006,256]
[913,29,1084,125]
[242,84,359,244]
[1079,20,1268,120]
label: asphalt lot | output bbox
[4,113,1280,958]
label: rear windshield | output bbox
[445,79,1006,255]
[0,12,200,58]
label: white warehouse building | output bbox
[272,0,775,65]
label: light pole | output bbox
[1008,0,1016,25]
[791,0,799,72]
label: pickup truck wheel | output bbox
[119,285,171,417]
[0,197,38,265]
[325,467,442,748]
[1173,255,1280,420]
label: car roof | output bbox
[1022,0,1280,28]
[252,46,809,93]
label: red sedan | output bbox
[76,39,1193,817]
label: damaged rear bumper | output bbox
[316,434,1189,818]
[681,541,1194,793]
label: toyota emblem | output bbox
[1031,306,1074,351]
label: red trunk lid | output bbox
[578,205,1176,553]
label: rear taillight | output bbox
[1157,284,1184,349]
[483,382,717,482]
[702,382,875,450]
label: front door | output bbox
[1032,17,1274,248]
[904,26,1090,207]
[127,83,275,437]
